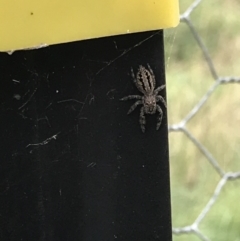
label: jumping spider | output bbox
[120,64,166,133]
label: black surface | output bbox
[0,30,172,241]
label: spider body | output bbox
[120,64,166,133]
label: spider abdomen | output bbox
[136,65,155,94]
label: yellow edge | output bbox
[0,0,179,52]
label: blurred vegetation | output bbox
[164,0,240,240]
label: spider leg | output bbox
[139,106,146,133]
[120,95,142,101]
[156,95,167,108]
[156,105,163,130]
[154,85,165,95]
[131,68,145,93]
[147,63,156,88]
[127,100,143,114]
[131,67,136,80]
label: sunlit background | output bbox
[165,0,240,240]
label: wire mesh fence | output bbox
[167,0,240,240]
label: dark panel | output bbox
[0,31,172,241]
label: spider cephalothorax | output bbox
[120,64,166,133]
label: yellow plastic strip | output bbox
[0,0,179,52]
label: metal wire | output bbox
[169,0,240,240]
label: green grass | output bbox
[165,0,240,240]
